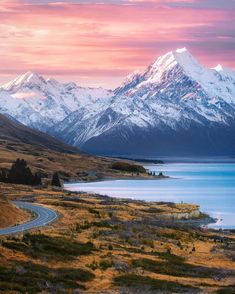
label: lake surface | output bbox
[65,163,235,229]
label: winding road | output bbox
[0,201,58,236]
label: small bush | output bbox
[87,259,113,271]
[132,257,224,278]
[111,162,146,173]
[87,261,99,271]
[76,223,82,232]
[99,259,113,270]
[217,285,235,294]
[88,208,100,216]
[113,274,197,292]
[142,238,154,248]
[108,244,113,250]
[0,262,94,293]
[3,234,95,261]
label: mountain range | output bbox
[1,48,235,156]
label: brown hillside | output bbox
[0,114,139,181]
[0,197,30,228]
[0,113,112,180]
[0,114,79,154]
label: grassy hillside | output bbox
[0,114,80,154]
[0,197,30,228]
[0,114,151,181]
[0,183,234,293]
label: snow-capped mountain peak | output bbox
[214,64,235,80]
[175,47,187,53]
[2,71,46,91]
[1,48,235,156]
[144,48,203,83]
[46,77,60,86]
[116,48,235,104]
[0,72,112,131]
[114,70,143,95]
[214,64,223,72]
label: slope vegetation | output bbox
[0,114,78,154]
[0,114,145,181]
[0,197,29,228]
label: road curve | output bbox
[0,201,58,236]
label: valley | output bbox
[1,0,234,293]
[0,48,235,294]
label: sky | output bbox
[0,0,235,88]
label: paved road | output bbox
[0,201,58,236]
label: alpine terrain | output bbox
[1,48,235,156]
[0,72,112,132]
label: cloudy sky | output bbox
[0,0,234,88]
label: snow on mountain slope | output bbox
[116,48,235,104]
[1,48,235,155]
[52,48,235,155]
[0,72,112,131]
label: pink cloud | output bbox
[0,0,234,88]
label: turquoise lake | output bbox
[65,162,235,229]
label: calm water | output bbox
[65,163,235,229]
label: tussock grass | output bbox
[3,233,95,260]
[132,257,228,278]
[0,262,94,293]
[113,274,198,293]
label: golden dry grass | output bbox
[0,138,155,183]
[0,183,234,293]
[0,197,30,228]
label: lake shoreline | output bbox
[65,161,235,230]
[1,182,235,293]
[65,174,171,184]
[64,187,217,229]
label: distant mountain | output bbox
[1,48,235,156]
[52,48,235,156]
[0,113,78,154]
[0,71,112,132]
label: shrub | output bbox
[132,257,223,278]
[217,286,235,294]
[3,234,95,261]
[113,274,197,292]
[142,238,154,248]
[87,259,113,271]
[111,162,146,173]
[87,261,99,271]
[0,262,94,293]
[99,259,113,270]
[76,223,82,232]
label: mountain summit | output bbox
[0,72,112,131]
[116,48,235,104]
[1,48,235,156]
[52,48,235,156]
[2,71,45,91]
